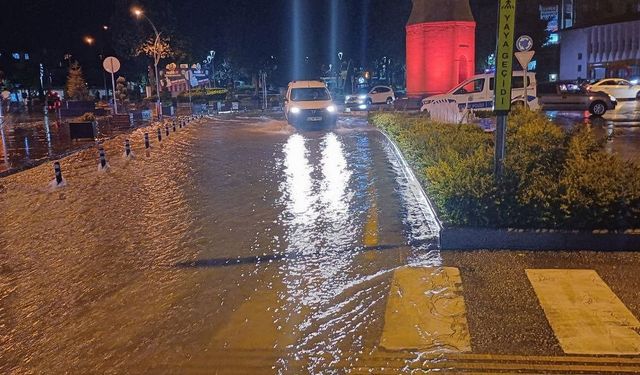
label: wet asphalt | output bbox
[1,114,640,374]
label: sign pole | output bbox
[102,56,121,116]
[493,0,517,178]
[515,49,535,110]
[523,65,528,109]
[110,70,118,115]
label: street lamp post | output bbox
[133,8,163,120]
[100,26,109,103]
[83,35,108,103]
[206,50,215,87]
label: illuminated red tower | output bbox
[406,0,476,97]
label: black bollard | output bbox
[125,139,131,157]
[179,121,182,129]
[157,128,162,142]
[53,162,63,185]
[173,122,176,132]
[98,145,107,169]
[144,133,150,148]
[165,125,169,136]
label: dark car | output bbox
[537,81,617,116]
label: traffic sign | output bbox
[494,0,517,113]
[102,56,121,115]
[516,35,534,52]
[102,56,121,74]
[515,51,535,69]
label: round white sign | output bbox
[516,35,534,52]
[103,56,121,74]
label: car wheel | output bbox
[589,101,607,116]
[386,97,393,105]
[366,98,373,107]
[636,91,640,100]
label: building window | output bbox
[578,53,583,60]
[578,65,582,72]
[12,52,20,60]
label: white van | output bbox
[421,71,538,112]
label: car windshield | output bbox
[290,87,331,101]
[356,88,370,95]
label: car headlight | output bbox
[290,107,301,114]
[358,95,367,100]
[326,105,337,113]
[609,95,617,102]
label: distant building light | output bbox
[528,60,537,71]
[24,53,29,60]
[549,73,558,82]
[12,52,20,60]
[546,33,559,46]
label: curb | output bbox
[378,129,443,245]
[441,227,640,251]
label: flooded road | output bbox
[546,100,640,162]
[1,116,444,373]
[0,113,148,175]
[3,115,640,374]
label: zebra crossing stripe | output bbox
[380,266,471,352]
[526,269,640,355]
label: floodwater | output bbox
[546,100,640,162]
[0,115,441,373]
[0,113,147,175]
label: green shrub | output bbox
[559,127,640,229]
[502,108,567,227]
[177,88,228,103]
[371,110,640,230]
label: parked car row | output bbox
[419,72,632,117]
[280,74,636,128]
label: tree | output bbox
[65,62,89,100]
[136,36,174,62]
[116,76,128,103]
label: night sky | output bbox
[1,0,496,83]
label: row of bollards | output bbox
[52,115,206,187]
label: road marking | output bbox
[363,186,379,248]
[527,269,640,355]
[212,286,292,350]
[380,267,471,352]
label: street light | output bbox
[83,35,108,104]
[132,6,163,120]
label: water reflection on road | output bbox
[1,116,440,373]
[546,100,640,162]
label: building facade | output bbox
[559,0,640,80]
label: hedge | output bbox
[176,88,228,103]
[371,110,640,230]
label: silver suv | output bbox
[537,82,617,116]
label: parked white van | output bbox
[421,71,538,113]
